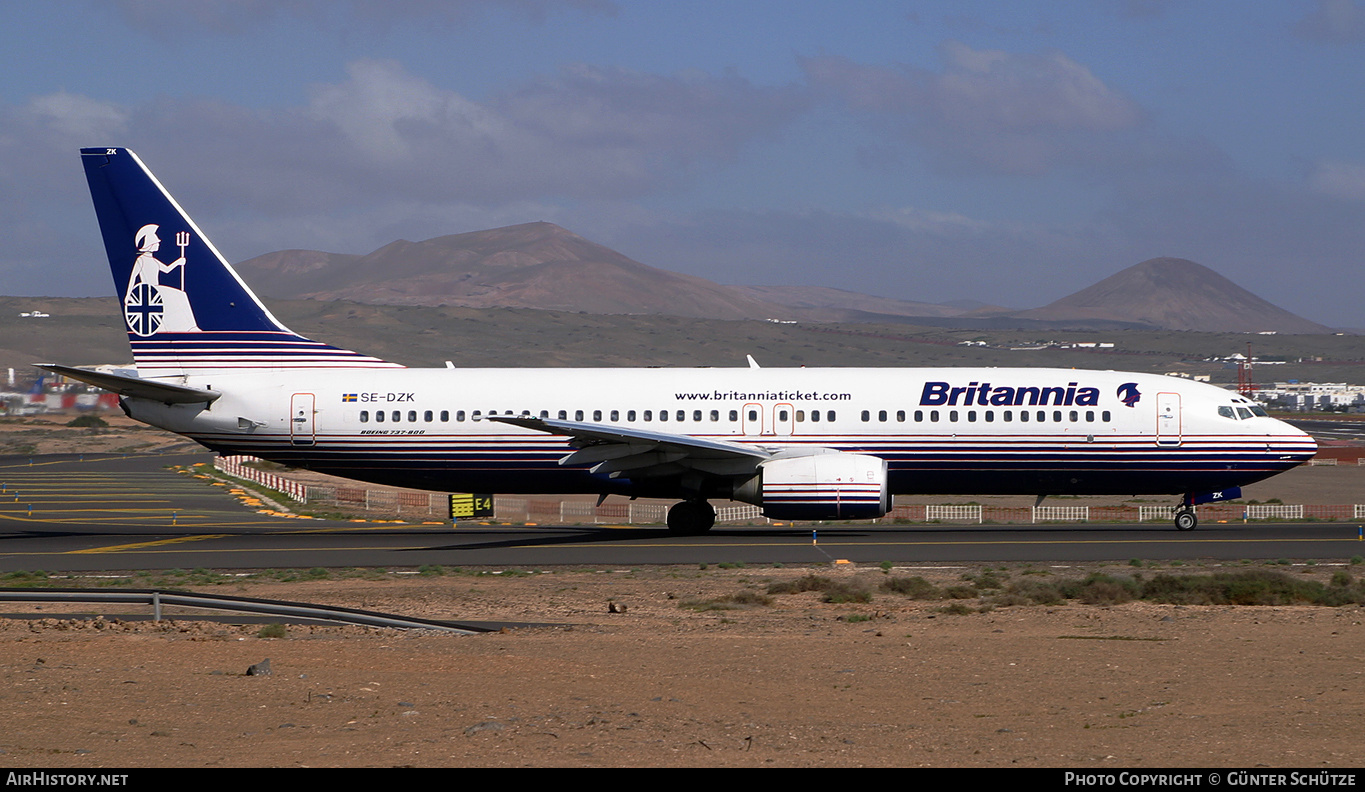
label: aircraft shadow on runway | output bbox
[395,521,1216,553]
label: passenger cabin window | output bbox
[360,411,369,422]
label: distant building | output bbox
[1252,381,1365,411]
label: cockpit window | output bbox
[1236,407,1254,420]
[1250,405,1269,417]
[1218,406,1236,419]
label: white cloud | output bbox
[1309,160,1365,201]
[23,92,129,141]
[1295,0,1365,45]
[802,41,1144,175]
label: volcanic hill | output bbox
[236,222,781,320]
[1007,258,1332,334]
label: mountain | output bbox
[1007,258,1333,334]
[237,227,1334,333]
[237,222,782,320]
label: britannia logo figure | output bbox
[124,224,199,336]
[1116,382,1142,408]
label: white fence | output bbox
[214,456,306,502]
[925,505,983,523]
[1033,506,1090,522]
[1138,505,1180,521]
[1242,504,1305,520]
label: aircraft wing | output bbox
[489,415,770,479]
[33,364,221,405]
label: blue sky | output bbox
[3,0,1364,326]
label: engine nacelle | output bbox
[734,452,890,520]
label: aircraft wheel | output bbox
[1174,510,1197,531]
[667,500,716,535]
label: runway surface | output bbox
[1286,417,1365,444]
[1,453,1362,573]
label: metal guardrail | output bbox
[0,588,486,634]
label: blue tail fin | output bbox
[79,148,400,376]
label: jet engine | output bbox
[734,452,890,520]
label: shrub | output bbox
[880,576,942,599]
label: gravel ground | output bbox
[1,563,1362,768]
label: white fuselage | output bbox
[124,365,1316,499]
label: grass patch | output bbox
[767,575,872,603]
[680,589,773,611]
[880,576,942,599]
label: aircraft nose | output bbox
[1275,418,1317,460]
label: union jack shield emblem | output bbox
[125,282,164,336]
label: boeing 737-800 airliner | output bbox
[40,148,1317,534]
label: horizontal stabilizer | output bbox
[33,364,221,404]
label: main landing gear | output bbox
[667,500,716,536]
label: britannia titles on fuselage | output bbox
[919,381,1105,408]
